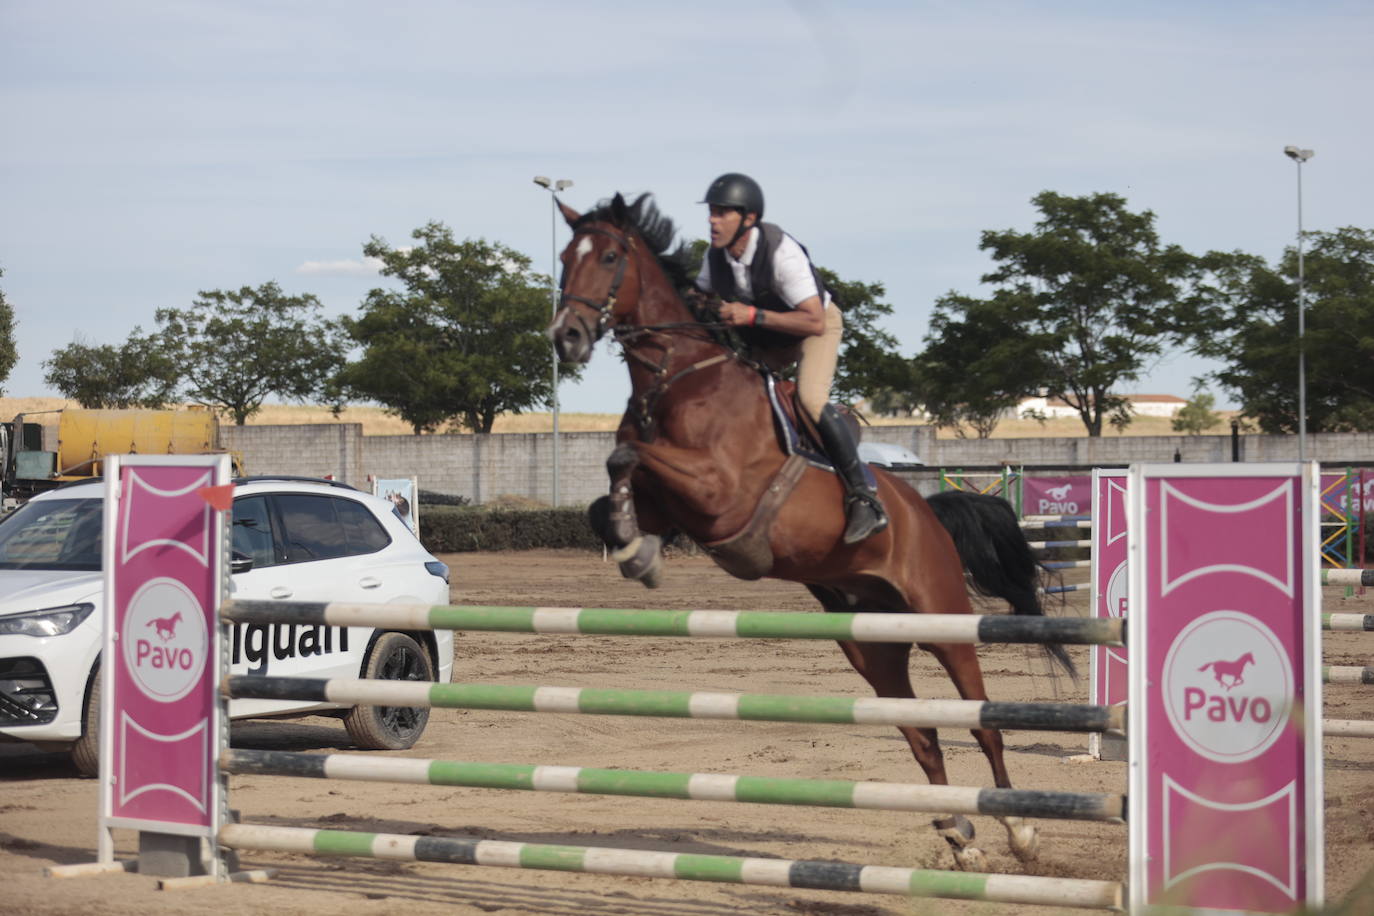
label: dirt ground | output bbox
[3,550,1372,916]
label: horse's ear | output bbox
[557,199,581,227]
[611,192,627,222]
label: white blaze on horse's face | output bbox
[573,236,594,265]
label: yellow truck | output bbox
[1,408,231,507]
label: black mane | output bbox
[575,193,696,291]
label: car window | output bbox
[0,496,103,571]
[273,493,391,563]
[276,493,346,562]
[336,497,392,555]
[232,495,277,568]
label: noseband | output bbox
[559,225,633,343]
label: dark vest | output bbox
[706,223,829,355]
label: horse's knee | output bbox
[606,442,638,479]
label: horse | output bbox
[548,192,1073,871]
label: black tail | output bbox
[926,490,1076,677]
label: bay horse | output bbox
[549,192,1072,871]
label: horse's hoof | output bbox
[1000,815,1040,863]
[613,534,663,588]
[951,845,988,872]
[934,814,984,870]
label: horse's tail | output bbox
[926,489,1076,678]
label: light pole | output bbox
[1283,146,1314,462]
[533,175,572,506]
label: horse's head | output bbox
[549,192,650,364]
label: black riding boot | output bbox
[816,404,888,545]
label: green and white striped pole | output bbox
[222,748,1124,822]
[222,600,1125,646]
[219,823,1124,910]
[224,678,1125,734]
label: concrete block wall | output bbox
[223,422,1374,506]
[224,424,366,483]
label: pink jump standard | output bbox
[96,455,232,877]
[1127,463,1323,912]
[1088,469,1128,761]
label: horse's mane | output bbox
[575,193,696,293]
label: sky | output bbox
[3,0,1371,414]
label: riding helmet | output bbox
[701,173,764,218]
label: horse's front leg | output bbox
[588,442,666,587]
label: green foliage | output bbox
[912,292,1051,438]
[419,505,601,552]
[0,267,15,396]
[339,222,574,433]
[155,282,348,425]
[932,191,1199,436]
[1172,392,1222,435]
[816,266,908,404]
[1190,228,1374,432]
[43,329,179,408]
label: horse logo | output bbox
[1198,652,1256,690]
[148,611,183,642]
[1046,484,1073,501]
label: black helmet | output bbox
[701,173,764,218]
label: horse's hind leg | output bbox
[925,640,1040,863]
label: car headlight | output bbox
[0,603,96,637]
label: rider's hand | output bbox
[720,301,753,327]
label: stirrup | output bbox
[843,493,888,545]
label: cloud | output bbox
[295,256,385,277]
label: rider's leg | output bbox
[799,307,888,545]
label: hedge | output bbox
[420,506,604,553]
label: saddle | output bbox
[696,373,873,580]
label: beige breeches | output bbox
[798,305,843,422]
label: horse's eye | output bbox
[601,249,618,265]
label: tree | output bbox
[1172,391,1222,435]
[43,330,179,408]
[155,282,348,425]
[817,266,910,404]
[0,267,15,396]
[940,191,1199,436]
[1190,228,1374,432]
[338,222,572,434]
[912,292,1050,437]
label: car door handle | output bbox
[270,586,293,599]
[359,577,382,589]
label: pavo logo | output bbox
[122,577,208,703]
[1162,611,1292,764]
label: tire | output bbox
[70,667,101,777]
[343,632,434,750]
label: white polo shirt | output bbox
[695,227,831,309]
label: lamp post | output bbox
[1283,146,1314,462]
[533,175,572,506]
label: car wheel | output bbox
[343,632,434,750]
[70,667,101,777]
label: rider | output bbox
[696,172,887,545]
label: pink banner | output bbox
[1022,475,1091,516]
[1090,472,1128,741]
[1132,469,1320,912]
[105,459,226,832]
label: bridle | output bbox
[558,224,635,345]
[557,220,750,439]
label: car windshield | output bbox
[0,496,103,571]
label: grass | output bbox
[0,397,1235,439]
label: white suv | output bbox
[0,476,454,775]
